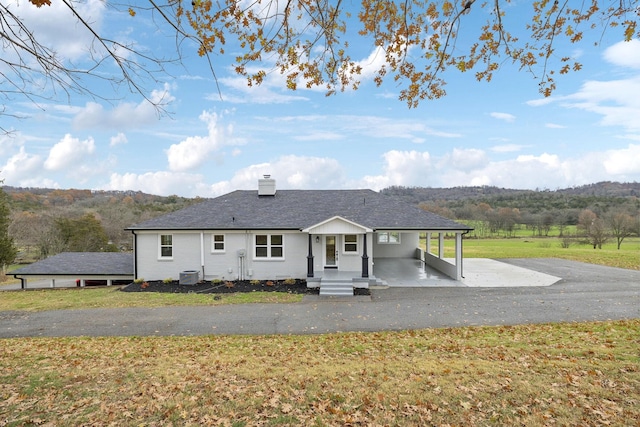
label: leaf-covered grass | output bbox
[1,320,638,426]
[0,286,302,312]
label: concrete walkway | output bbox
[0,259,638,338]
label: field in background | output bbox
[424,236,640,271]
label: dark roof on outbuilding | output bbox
[128,189,472,231]
[12,252,133,276]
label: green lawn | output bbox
[424,236,640,270]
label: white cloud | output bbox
[563,77,640,131]
[361,150,433,190]
[103,155,347,197]
[443,148,489,172]
[0,133,22,157]
[356,144,640,192]
[526,97,554,107]
[99,142,640,197]
[490,112,516,122]
[294,132,344,142]
[110,133,128,147]
[6,0,106,62]
[604,40,640,69]
[166,111,225,172]
[103,171,208,197]
[215,72,309,104]
[44,134,95,171]
[205,155,347,196]
[603,144,640,175]
[491,144,526,153]
[73,84,174,130]
[1,147,45,185]
[545,123,566,129]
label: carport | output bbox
[372,257,562,288]
[11,252,134,289]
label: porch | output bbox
[307,257,466,295]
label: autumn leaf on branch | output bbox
[183,0,640,106]
[28,0,51,7]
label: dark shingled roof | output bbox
[128,189,472,231]
[12,252,133,276]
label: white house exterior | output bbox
[128,177,473,295]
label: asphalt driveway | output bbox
[1,259,638,338]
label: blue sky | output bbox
[1,0,639,197]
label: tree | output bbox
[1,0,638,120]
[55,213,114,252]
[588,217,608,249]
[577,209,598,236]
[0,186,18,273]
[605,209,635,250]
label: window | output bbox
[211,234,225,252]
[377,232,400,244]
[255,234,284,259]
[344,234,358,253]
[159,234,173,258]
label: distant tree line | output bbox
[383,182,640,250]
[3,187,199,264]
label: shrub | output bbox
[250,279,261,285]
[224,281,235,288]
[282,278,296,285]
[162,277,173,284]
[133,278,145,284]
[212,279,222,284]
[560,236,574,249]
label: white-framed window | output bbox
[377,232,401,244]
[211,234,225,253]
[255,234,284,259]
[343,234,358,253]
[159,234,173,258]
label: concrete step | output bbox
[319,281,353,296]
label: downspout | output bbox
[131,230,138,280]
[12,275,25,290]
[200,231,205,280]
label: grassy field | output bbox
[426,236,640,270]
[1,320,638,426]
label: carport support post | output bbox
[438,233,444,259]
[425,232,431,255]
[455,232,463,280]
[361,233,369,278]
[50,279,55,288]
[307,234,314,278]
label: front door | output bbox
[325,235,338,268]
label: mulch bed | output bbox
[121,279,370,296]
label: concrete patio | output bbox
[372,258,561,288]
